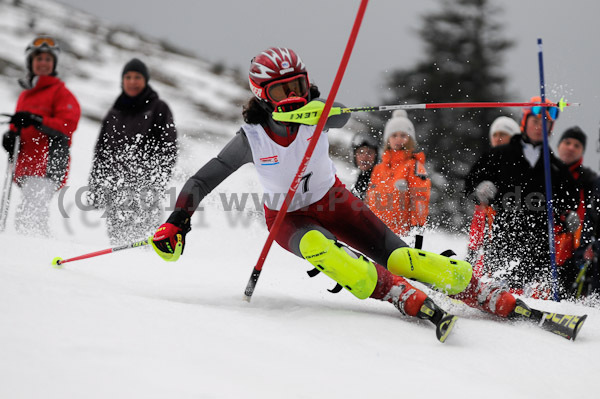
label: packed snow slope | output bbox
[0,1,598,398]
[1,173,599,399]
[1,95,599,399]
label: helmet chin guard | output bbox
[274,96,308,113]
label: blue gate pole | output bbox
[537,38,560,301]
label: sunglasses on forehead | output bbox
[531,105,559,120]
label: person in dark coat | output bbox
[575,177,600,296]
[464,97,578,297]
[556,126,599,296]
[349,132,379,200]
[88,58,177,245]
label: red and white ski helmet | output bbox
[248,47,309,103]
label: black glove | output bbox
[10,111,43,128]
[2,130,18,155]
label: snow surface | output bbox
[0,1,598,398]
[2,99,599,399]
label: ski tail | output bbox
[435,314,458,343]
[510,299,587,341]
[416,298,458,343]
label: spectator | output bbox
[88,58,177,245]
[349,132,378,200]
[467,116,520,271]
[555,126,598,295]
[574,177,600,296]
[489,116,520,148]
[464,97,578,298]
[366,110,431,236]
[2,35,80,235]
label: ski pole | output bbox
[537,38,560,302]
[243,0,369,302]
[52,237,151,268]
[272,98,579,124]
[0,126,21,232]
[571,261,589,298]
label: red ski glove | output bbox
[151,211,191,262]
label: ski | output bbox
[510,299,587,341]
[417,298,458,343]
[435,314,458,343]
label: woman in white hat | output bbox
[489,116,520,147]
[366,110,431,235]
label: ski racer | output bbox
[150,48,585,341]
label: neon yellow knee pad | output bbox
[299,230,378,299]
[387,247,472,295]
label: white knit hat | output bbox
[383,110,416,145]
[489,116,520,141]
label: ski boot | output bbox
[509,299,587,341]
[375,270,457,343]
[452,276,516,317]
[416,298,458,343]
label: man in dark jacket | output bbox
[464,98,577,297]
[556,126,599,296]
[556,126,597,214]
[88,58,177,244]
[575,178,600,296]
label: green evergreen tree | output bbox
[384,0,514,230]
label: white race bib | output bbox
[243,123,336,211]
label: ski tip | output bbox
[51,256,63,268]
[571,314,587,341]
[436,314,458,343]
[242,294,252,303]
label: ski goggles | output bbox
[264,74,309,103]
[32,37,57,47]
[531,104,559,121]
[27,36,60,54]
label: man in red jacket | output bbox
[2,36,80,235]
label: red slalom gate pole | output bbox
[340,100,578,113]
[51,238,151,268]
[243,0,370,301]
[272,100,579,125]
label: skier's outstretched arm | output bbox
[151,130,253,260]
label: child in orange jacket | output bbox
[366,110,430,235]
